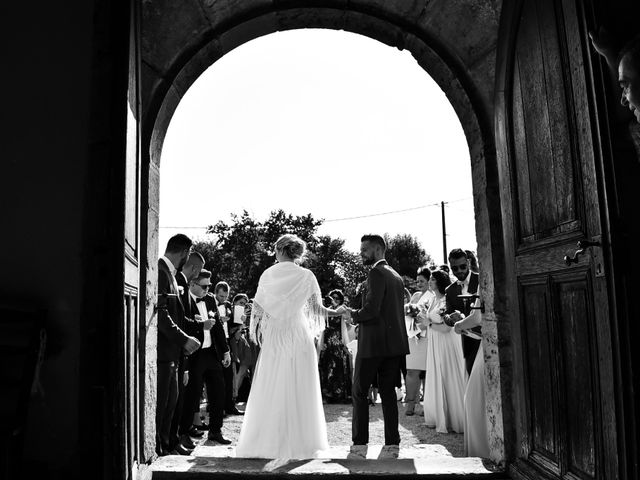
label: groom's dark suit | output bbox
[350,259,409,446]
[156,258,191,453]
[445,271,480,375]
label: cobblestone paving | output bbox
[216,401,464,457]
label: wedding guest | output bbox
[229,293,255,400]
[444,249,481,375]
[590,30,640,124]
[465,250,479,274]
[213,281,243,415]
[170,251,205,445]
[176,252,205,305]
[179,269,232,444]
[318,289,352,404]
[156,234,200,456]
[422,269,466,433]
[454,296,489,457]
[403,267,433,416]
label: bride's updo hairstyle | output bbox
[275,234,306,262]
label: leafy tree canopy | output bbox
[191,210,431,302]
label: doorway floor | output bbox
[151,403,505,478]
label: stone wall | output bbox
[141,0,509,467]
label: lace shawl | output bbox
[249,262,327,346]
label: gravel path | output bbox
[218,401,464,457]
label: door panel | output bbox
[121,0,143,477]
[520,279,558,467]
[498,1,618,479]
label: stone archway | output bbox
[140,0,509,466]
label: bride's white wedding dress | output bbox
[235,261,329,459]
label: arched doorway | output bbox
[138,1,509,469]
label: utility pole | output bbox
[441,201,447,264]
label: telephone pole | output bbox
[441,201,447,264]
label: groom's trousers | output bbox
[352,355,402,445]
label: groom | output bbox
[343,234,409,455]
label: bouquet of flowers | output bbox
[404,303,420,317]
[405,302,428,339]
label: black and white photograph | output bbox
[2,2,640,480]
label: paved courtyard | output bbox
[214,401,464,457]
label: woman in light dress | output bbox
[235,234,344,460]
[421,269,466,433]
[453,293,490,457]
[403,267,433,416]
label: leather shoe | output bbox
[179,434,196,449]
[225,407,244,415]
[188,426,205,438]
[194,422,209,431]
[208,431,232,444]
[170,443,193,456]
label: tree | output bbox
[195,210,333,297]
[191,210,432,302]
[383,233,432,289]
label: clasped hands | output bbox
[334,305,356,324]
[448,311,466,334]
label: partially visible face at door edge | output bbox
[618,37,640,123]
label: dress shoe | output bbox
[188,426,205,438]
[378,445,399,460]
[169,443,193,456]
[208,430,232,444]
[194,422,209,431]
[347,445,368,459]
[179,434,196,449]
[226,406,244,415]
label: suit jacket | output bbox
[157,259,191,363]
[175,271,190,317]
[351,260,409,358]
[445,271,481,358]
[185,294,230,362]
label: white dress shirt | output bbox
[191,292,212,349]
[458,271,471,296]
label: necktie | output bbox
[196,297,206,303]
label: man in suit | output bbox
[170,251,206,449]
[444,248,481,376]
[343,234,409,457]
[179,269,232,444]
[176,252,205,308]
[156,234,201,456]
[213,281,243,416]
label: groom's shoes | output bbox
[378,445,400,460]
[347,445,368,460]
[208,430,232,445]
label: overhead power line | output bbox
[324,203,439,223]
[158,197,474,228]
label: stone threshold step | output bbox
[151,445,507,479]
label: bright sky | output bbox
[159,29,476,264]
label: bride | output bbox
[235,234,344,459]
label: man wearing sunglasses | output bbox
[444,248,481,376]
[179,269,232,446]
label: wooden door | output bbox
[496,1,619,479]
[120,0,144,477]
